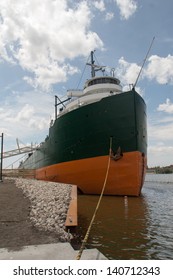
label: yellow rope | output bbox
[76,137,112,260]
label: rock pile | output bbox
[14,178,73,242]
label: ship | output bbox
[19,51,147,196]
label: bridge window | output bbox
[88,77,120,86]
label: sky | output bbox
[0,0,173,168]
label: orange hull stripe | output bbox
[35,151,146,196]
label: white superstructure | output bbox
[59,76,122,115]
[57,51,123,116]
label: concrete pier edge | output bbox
[0,243,107,260]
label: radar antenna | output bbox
[86,51,106,78]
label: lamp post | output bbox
[0,133,3,182]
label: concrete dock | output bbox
[0,179,107,260]
[0,243,107,260]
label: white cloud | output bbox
[3,103,50,131]
[115,0,137,20]
[145,55,173,85]
[157,99,173,114]
[115,54,173,90]
[24,63,79,91]
[0,107,12,120]
[148,119,173,142]
[116,56,141,86]
[1,103,34,124]
[0,126,11,137]
[93,0,105,12]
[91,0,114,21]
[115,57,145,95]
[0,0,103,91]
[147,118,173,167]
[148,144,173,167]
[105,12,114,21]
[156,116,173,124]
[0,90,53,140]
[149,145,173,153]
[28,117,49,131]
[15,104,34,122]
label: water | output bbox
[75,174,173,259]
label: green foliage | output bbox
[155,166,173,174]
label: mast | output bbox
[87,51,106,78]
[91,51,95,78]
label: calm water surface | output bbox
[76,174,173,259]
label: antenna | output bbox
[86,51,106,78]
[133,36,155,89]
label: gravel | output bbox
[14,178,73,242]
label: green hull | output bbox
[20,89,147,170]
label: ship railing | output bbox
[2,168,36,179]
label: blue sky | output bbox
[0,0,173,168]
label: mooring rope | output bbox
[76,137,112,260]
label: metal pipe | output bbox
[0,133,4,182]
[91,51,95,78]
[55,95,57,120]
